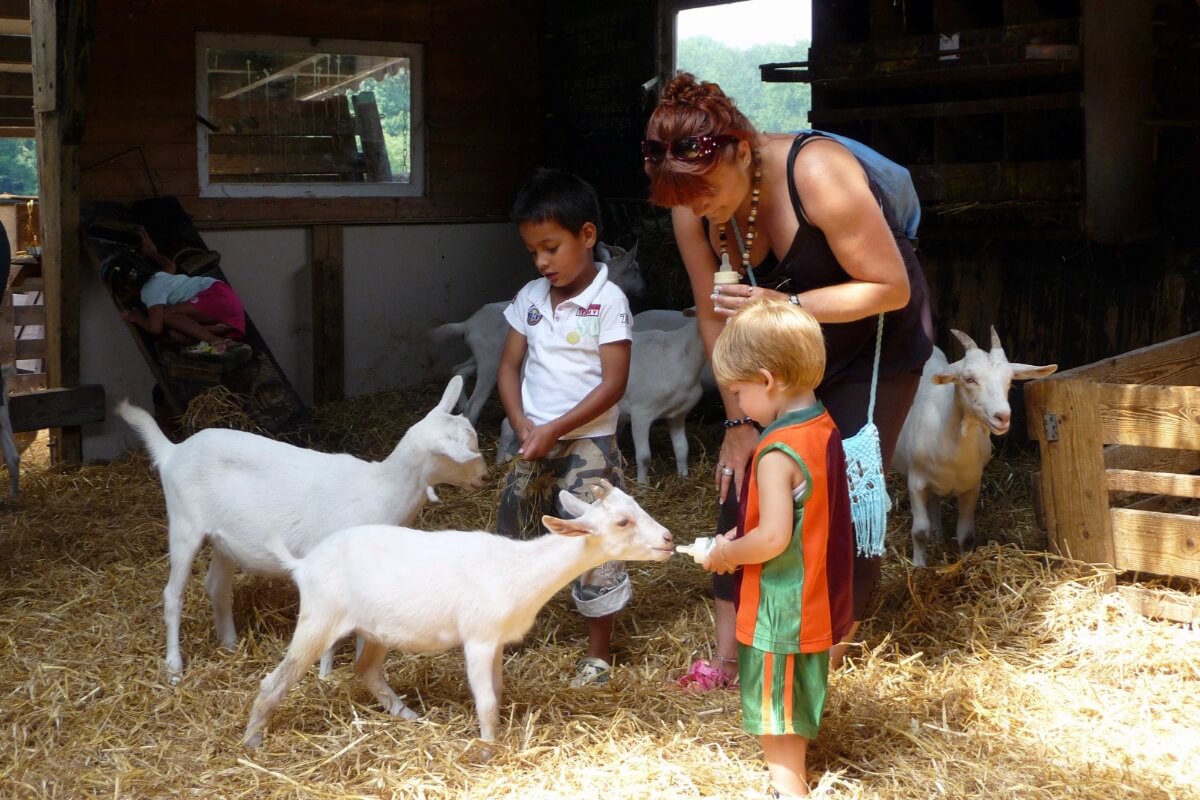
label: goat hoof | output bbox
[243,730,264,749]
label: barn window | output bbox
[195,33,424,198]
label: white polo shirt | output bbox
[504,264,633,439]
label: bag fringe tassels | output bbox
[842,313,890,557]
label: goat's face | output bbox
[933,327,1058,436]
[427,417,488,490]
[598,240,646,300]
[411,376,488,490]
[542,479,673,561]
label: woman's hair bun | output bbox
[661,72,727,106]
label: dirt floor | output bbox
[1,384,1197,799]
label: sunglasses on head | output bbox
[641,134,739,164]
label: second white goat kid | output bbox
[117,376,488,679]
[893,328,1056,566]
[241,479,673,747]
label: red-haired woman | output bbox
[646,73,933,686]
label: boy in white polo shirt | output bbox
[496,168,634,687]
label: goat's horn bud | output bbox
[591,479,613,499]
[989,326,1003,352]
[951,329,978,352]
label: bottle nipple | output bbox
[675,537,715,564]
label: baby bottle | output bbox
[676,537,716,564]
[712,266,741,292]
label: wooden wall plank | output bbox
[1097,383,1200,449]
[1110,508,1200,580]
[1026,378,1116,572]
[1107,469,1200,499]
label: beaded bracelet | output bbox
[722,416,753,429]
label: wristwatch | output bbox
[787,293,801,306]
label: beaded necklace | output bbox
[717,149,762,274]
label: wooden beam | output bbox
[1048,331,1200,386]
[1107,469,1200,499]
[1111,508,1200,580]
[810,92,1081,124]
[31,0,91,466]
[1116,585,1200,625]
[7,384,105,431]
[1096,384,1200,450]
[1104,445,1200,474]
[0,32,30,64]
[1025,378,1116,581]
[218,54,323,100]
[0,0,32,21]
[0,71,31,97]
[311,224,344,404]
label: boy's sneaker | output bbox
[570,656,611,688]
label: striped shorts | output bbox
[737,645,829,739]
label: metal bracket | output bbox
[1043,413,1060,442]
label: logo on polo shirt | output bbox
[577,304,602,317]
[527,305,542,326]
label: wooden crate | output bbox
[1024,331,1200,623]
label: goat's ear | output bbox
[541,514,592,537]
[556,489,592,518]
[436,375,464,413]
[1010,363,1058,381]
[932,369,958,385]
[950,329,978,352]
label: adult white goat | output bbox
[1,363,18,503]
[240,479,673,747]
[893,328,1056,567]
[432,241,644,425]
[117,376,488,679]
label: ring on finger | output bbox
[721,466,734,476]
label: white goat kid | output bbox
[117,376,488,679]
[241,479,673,747]
[893,328,1057,567]
[431,241,644,425]
[1,363,18,503]
[621,310,706,483]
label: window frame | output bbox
[195,32,426,199]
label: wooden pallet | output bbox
[81,198,318,446]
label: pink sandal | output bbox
[674,659,738,692]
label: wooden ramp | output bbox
[81,197,318,446]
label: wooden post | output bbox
[30,0,91,465]
[351,91,392,182]
[311,224,344,405]
[1025,377,1116,589]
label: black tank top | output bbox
[750,133,933,388]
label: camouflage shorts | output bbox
[497,434,630,617]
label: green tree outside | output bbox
[676,38,811,132]
[0,138,38,196]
